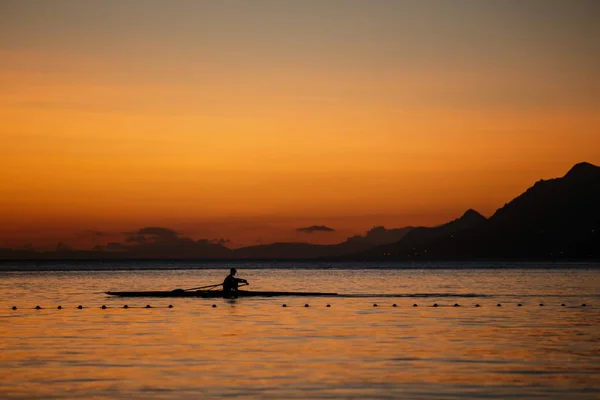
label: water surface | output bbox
[2,265,599,399]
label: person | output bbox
[222,268,248,292]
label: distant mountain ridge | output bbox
[231,226,413,259]
[358,162,600,260]
[1,162,598,260]
[362,209,487,258]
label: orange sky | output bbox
[1,1,599,249]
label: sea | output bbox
[1,261,599,399]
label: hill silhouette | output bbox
[232,226,412,259]
[360,162,600,260]
[1,162,598,261]
[362,209,487,258]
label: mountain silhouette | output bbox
[1,162,598,261]
[361,162,600,260]
[232,226,413,259]
[361,209,487,258]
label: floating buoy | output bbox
[582,304,587,307]
[12,306,17,310]
[326,304,331,307]
[282,304,287,307]
[539,303,544,307]
[211,304,216,308]
[101,305,107,309]
[413,304,417,307]
[123,305,128,309]
[497,304,502,307]
[517,304,522,307]
[392,304,397,307]
[168,305,173,308]
[373,304,378,307]
[35,306,41,310]
[561,303,566,307]
[77,305,83,309]
[57,306,62,310]
[453,303,459,307]
[475,304,480,307]
[145,305,151,308]
[433,303,438,307]
[304,304,309,308]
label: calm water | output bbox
[1,264,600,399]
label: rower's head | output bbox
[230,267,237,276]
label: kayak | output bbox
[105,289,338,298]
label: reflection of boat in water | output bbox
[106,289,338,298]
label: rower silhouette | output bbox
[223,268,248,292]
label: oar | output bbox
[184,283,222,291]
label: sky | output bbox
[1,0,599,250]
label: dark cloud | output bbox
[126,235,147,243]
[106,242,127,251]
[296,225,336,233]
[123,227,179,244]
[111,226,234,257]
[136,227,178,237]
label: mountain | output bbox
[362,162,600,260]
[361,209,487,258]
[232,226,413,259]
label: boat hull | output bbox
[105,290,338,298]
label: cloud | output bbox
[296,225,336,233]
[123,227,179,243]
[106,242,127,251]
[112,226,234,257]
[126,235,147,243]
[135,227,178,237]
[86,230,104,237]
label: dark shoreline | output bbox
[1,259,599,272]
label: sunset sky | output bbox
[1,1,599,250]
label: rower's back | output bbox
[223,268,238,291]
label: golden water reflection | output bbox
[1,268,599,399]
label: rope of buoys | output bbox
[5,302,593,311]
